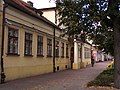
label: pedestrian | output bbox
[91,57,95,67]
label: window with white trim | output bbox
[61,42,64,57]
[24,32,32,55]
[8,27,18,54]
[47,38,52,57]
[37,35,43,56]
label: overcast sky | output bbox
[23,0,56,9]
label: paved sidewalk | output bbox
[0,61,112,90]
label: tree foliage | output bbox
[56,0,120,88]
[56,0,120,55]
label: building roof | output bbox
[84,41,92,46]
[3,0,60,29]
[39,7,56,11]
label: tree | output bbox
[56,0,120,88]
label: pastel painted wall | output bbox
[41,9,60,25]
[1,6,71,81]
[82,43,91,67]
[42,9,56,24]
[0,2,92,81]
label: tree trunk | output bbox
[114,17,120,89]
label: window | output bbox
[66,44,69,58]
[55,41,59,57]
[37,36,43,56]
[61,42,64,57]
[78,47,81,58]
[84,47,91,59]
[8,27,18,54]
[47,38,52,57]
[24,32,32,55]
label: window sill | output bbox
[66,56,69,58]
[24,54,33,57]
[7,53,20,56]
[47,55,52,57]
[61,56,64,58]
[55,56,59,58]
[37,55,44,57]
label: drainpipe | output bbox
[53,27,56,72]
[81,43,83,63]
[1,3,7,83]
[53,7,57,73]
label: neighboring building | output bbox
[0,0,71,81]
[39,7,91,68]
[97,51,105,62]
[40,7,65,29]
[0,0,91,82]
[39,7,57,25]
[92,45,113,62]
[92,45,102,62]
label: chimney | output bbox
[27,1,33,7]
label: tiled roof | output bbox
[4,0,59,29]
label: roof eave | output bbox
[4,0,61,30]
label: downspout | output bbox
[81,43,83,63]
[1,3,7,83]
[53,27,56,72]
[53,7,57,73]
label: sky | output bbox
[23,0,56,9]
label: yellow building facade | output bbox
[0,0,91,82]
[41,7,92,69]
[0,0,72,81]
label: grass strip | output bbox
[87,68,114,87]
